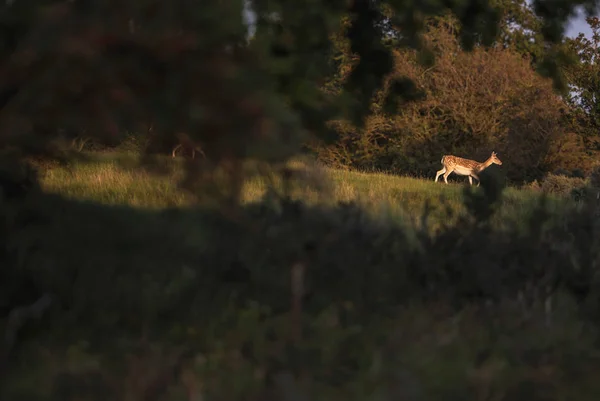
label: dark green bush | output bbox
[3,173,600,400]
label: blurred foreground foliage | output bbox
[3,171,600,399]
[2,0,600,399]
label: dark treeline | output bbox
[2,0,600,400]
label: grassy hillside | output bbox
[40,152,570,230]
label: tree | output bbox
[489,0,546,61]
[564,17,600,149]
[315,20,581,182]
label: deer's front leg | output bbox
[468,176,473,186]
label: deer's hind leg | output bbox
[435,166,446,183]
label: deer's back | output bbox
[442,155,480,169]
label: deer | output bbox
[434,151,502,186]
[171,132,206,159]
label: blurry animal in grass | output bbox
[171,133,206,159]
[434,151,503,186]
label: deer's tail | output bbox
[441,156,445,165]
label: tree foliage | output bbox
[316,20,583,182]
[564,17,600,147]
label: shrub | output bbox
[536,173,588,197]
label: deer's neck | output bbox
[478,157,494,171]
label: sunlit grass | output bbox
[40,152,572,231]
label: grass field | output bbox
[40,152,571,230]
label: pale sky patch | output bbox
[565,6,597,37]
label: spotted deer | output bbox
[434,151,502,186]
[171,132,206,159]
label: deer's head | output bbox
[490,151,502,165]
